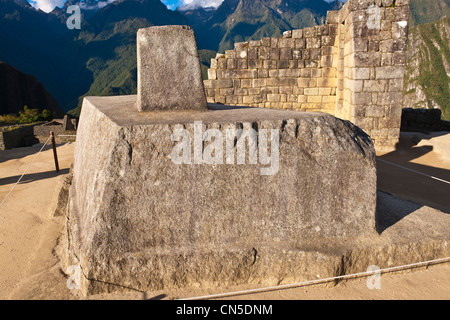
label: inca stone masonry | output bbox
[63,0,434,296]
[204,0,411,152]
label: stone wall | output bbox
[401,108,450,132]
[204,0,411,152]
[0,124,38,150]
[204,17,339,116]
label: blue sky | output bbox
[28,0,344,13]
[162,0,182,10]
[27,0,223,12]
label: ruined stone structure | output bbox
[65,24,380,295]
[62,7,450,295]
[204,0,411,151]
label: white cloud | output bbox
[29,0,118,12]
[179,0,224,10]
[29,0,66,13]
[78,0,116,10]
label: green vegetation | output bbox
[407,18,450,120]
[0,106,52,125]
[197,0,339,53]
[409,0,450,27]
[199,49,218,80]
[3,0,450,119]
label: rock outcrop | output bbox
[65,95,377,295]
[0,62,62,117]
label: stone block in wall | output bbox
[295,38,306,49]
[258,47,270,60]
[210,59,218,70]
[381,53,393,66]
[248,59,262,69]
[305,60,319,68]
[315,25,329,36]
[279,38,294,48]
[378,92,403,106]
[225,50,235,59]
[388,79,403,92]
[270,48,280,60]
[321,36,336,47]
[329,24,339,36]
[280,48,293,60]
[375,66,405,80]
[258,69,269,78]
[252,79,267,88]
[261,37,271,47]
[363,80,388,92]
[248,47,259,60]
[217,58,227,69]
[352,68,371,80]
[310,49,322,60]
[303,27,315,38]
[208,69,217,80]
[292,29,303,38]
[204,79,233,89]
[366,105,385,118]
[267,77,297,87]
[354,52,381,67]
[237,58,248,69]
[277,60,290,69]
[326,10,340,24]
[306,37,321,49]
[392,51,406,65]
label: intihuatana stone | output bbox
[65,95,377,295]
[136,25,207,112]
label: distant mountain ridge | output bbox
[409,0,450,27]
[0,0,448,116]
[0,62,63,117]
[182,0,343,52]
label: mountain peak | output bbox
[13,0,30,6]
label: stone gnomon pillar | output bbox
[65,25,377,295]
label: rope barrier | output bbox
[0,136,52,209]
[0,135,448,297]
[179,257,450,300]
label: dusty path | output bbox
[0,142,75,300]
[0,134,449,300]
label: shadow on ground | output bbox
[376,132,450,232]
[0,143,67,164]
[0,168,70,186]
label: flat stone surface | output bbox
[136,26,207,112]
[66,95,377,295]
[86,95,327,125]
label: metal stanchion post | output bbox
[50,131,60,172]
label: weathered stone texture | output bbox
[137,25,207,112]
[0,124,38,150]
[65,96,377,295]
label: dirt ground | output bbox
[0,133,449,300]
